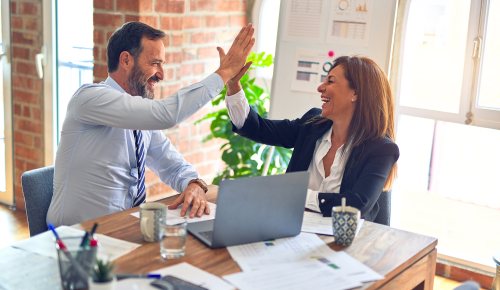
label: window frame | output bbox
[391,0,499,130]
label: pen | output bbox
[79,231,89,248]
[89,222,99,238]
[48,224,66,250]
[116,273,162,280]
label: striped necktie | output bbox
[133,130,146,207]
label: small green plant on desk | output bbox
[89,258,116,289]
[196,52,292,184]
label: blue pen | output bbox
[116,273,161,280]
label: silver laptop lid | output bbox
[210,171,309,247]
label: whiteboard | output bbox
[269,0,398,119]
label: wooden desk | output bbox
[81,194,437,290]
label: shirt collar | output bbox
[104,76,126,93]
[321,125,334,144]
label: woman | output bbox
[225,55,399,224]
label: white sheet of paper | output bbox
[115,262,234,290]
[130,202,216,225]
[301,211,365,236]
[227,232,382,283]
[223,260,361,290]
[12,225,140,261]
[0,246,61,289]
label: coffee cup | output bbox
[331,198,360,246]
[139,202,166,242]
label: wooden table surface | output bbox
[81,190,438,290]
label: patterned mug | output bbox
[331,203,360,246]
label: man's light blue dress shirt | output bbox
[47,74,223,226]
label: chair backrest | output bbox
[21,166,54,236]
[373,190,391,226]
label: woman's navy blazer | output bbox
[233,107,399,223]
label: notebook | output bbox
[187,171,309,248]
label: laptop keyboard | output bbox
[199,230,213,241]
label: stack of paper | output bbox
[12,225,140,261]
[224,232,382,290]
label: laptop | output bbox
[188,171,309,248]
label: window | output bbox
[252,0,281,80]
[392,0,500,270]
[42,0,93,161]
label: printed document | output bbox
[131,202,216,225]
[12,225,140,261]
[227,232,382,283]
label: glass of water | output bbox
[160,216,187,259]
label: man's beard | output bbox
[128,65,155,100]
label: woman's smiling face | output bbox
[317,64,357,121]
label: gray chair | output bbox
[373,190,391,226]
[453,281,480,290]
[21,166,54,236]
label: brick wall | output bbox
[93,0,247,199]
[11,0,44,210]
[10,0,247,209]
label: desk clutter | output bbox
[1,191,442,290]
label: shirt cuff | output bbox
[200,73,225,98]
[225,89,250,129]
[305,189,321,212]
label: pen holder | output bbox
[56,236,97,290]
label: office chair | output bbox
[373,191,391,226]
[21,165,54,236]
[453,281,480,290]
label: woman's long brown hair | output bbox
[333,56,397,190]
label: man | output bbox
[47,21,254,226]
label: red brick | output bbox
[15,62,37,76]
[229,15,246,26]
[14,104,21,115]
[94,0,114,10]
[34,136,42,148]
[15,146,43,162]
[166,51,183,63]
[12,31,36,46]
[139,0,153,12]
[183,16,202,29]
[205,16,228,27]
[197,46,218,58]
[156,0,185,14]
[20,2,39,15]
[11,16,23,29]
[32,108,41,120]
[14,132,34,147]
[137,16,158,27]
[117,0,138,12]
[216,0,242,11]
[191,32,216,44]
[94,13,124,28]
[16,119,42,134]
[171,34,184,47]
[160,17,183,31]
[22,106,30,117]
[185,151,204,164]
[14,90,39,104]
[190,0,214,11]
[24,17,39,30]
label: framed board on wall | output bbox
[269,0,398,119]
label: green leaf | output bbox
[195,52,293,183]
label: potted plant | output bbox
[88,258,116,290]
[196,52,292,184]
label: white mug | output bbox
[139,202,166,242]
